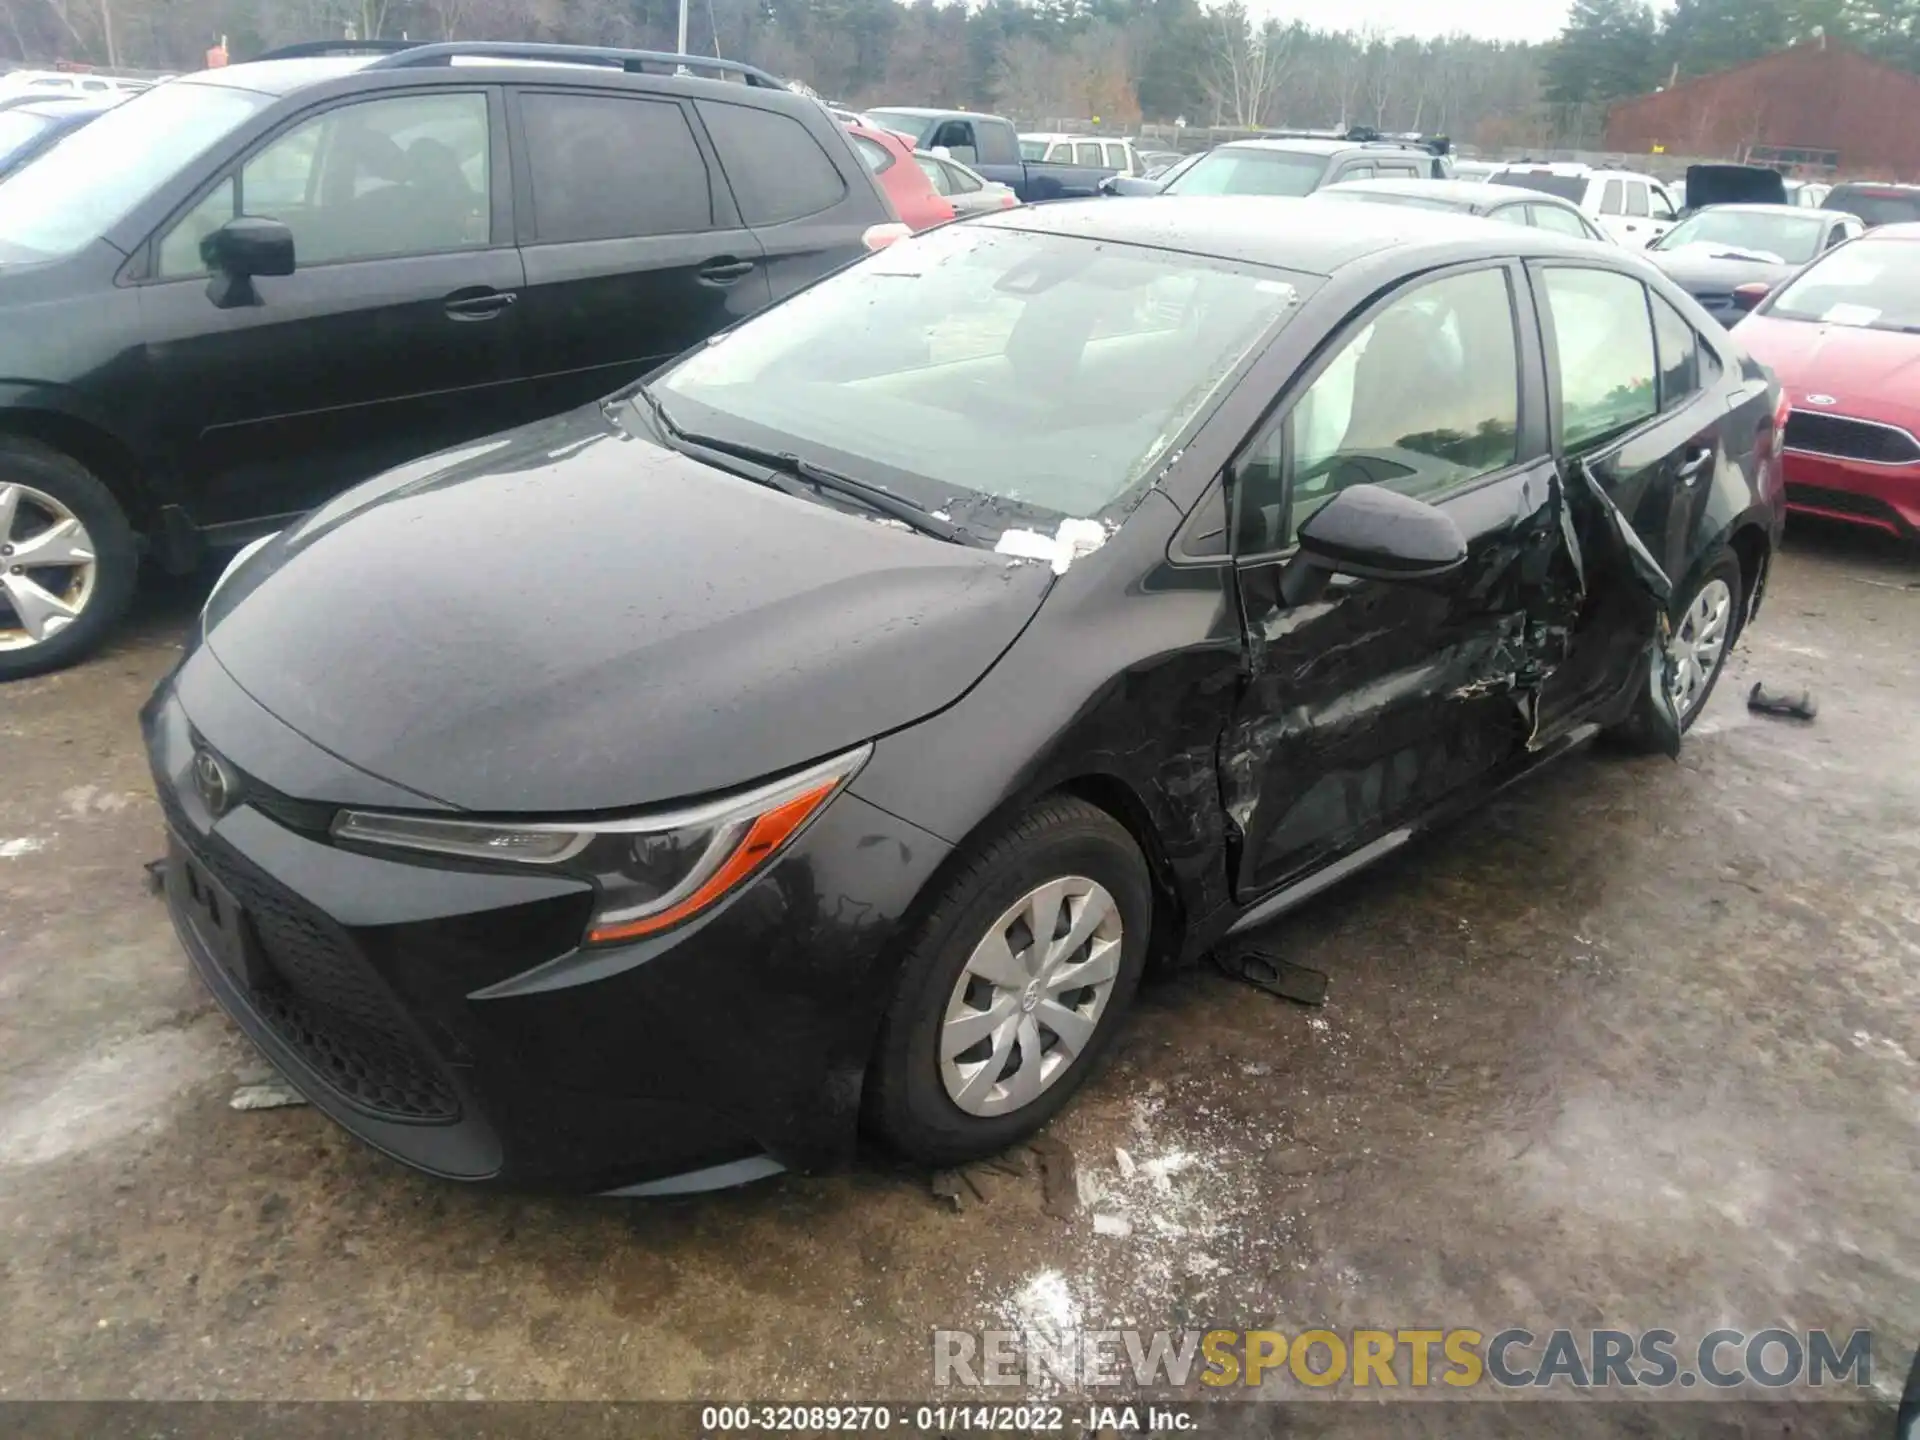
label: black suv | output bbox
[0,41,894,678]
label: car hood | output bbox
[203,405,1053,814]
[1683,164,1788,209]
[1652,249,1793,292]
[1737,313,1920,428]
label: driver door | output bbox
[1222,262,1574,898]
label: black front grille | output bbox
[1785,410,1920,464]
[161,783,460,1123]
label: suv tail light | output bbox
[862,223,911,252]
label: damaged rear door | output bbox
[1220,260,1579,897]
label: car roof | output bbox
[1220,137,1414,156]
[1858,222,1920,240]
[975,195,1607,275]
[1319,177,1565,211]
[7,93,118,117]
[170,56,378,96]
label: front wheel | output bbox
[0,438,138,682]
[864,795,1152,1168]
[1607,549,1743,749]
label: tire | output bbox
[865,795,1153,1168]
[0,437,138,682]
[1609,548,1744,748]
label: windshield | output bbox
[0,109,54,168]
[1657,209,1823,263]
[1826,186,1920,228]
[1490,170,1585,202]
[1162,148,1329,197]
[863,110,937,146]
[1767,238,1920,331]
[0,80,270,262]
[652,224,1310,530]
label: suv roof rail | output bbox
[364,41,787,88]
[255,39,422,60]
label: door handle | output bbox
[698,257,756,284]
[1675,445,1713,485]
[444,289,517,321]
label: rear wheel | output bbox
[0,438,137,681]
[865,795,1151,1167]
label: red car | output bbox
[1735,222,1920,538]
[845,123,955,232]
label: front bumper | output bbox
[144,654,952,1193]
[1783,450,1920,539]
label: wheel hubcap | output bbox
[0,482,97,652]
[1667,577,1733,721]
[939,876,1123,1118]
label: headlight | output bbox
[331,745,870,945]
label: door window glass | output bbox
[1341,164,1375,181]
[1624,181,1650,217]
[1649,185,1676,221]
[156,176,235,278]
[1105,143,1127,168]
[700,100,845,226]
[914,154,951,194]
[1488,205,1531,227]
[1826,222,1849,248]
[155,92,489,277]
[1045,143,1069,162]
[1236,267,1521,554]
[946,160,981,193]
[1542,267,1658,448]
[1600,179,1625,215]
[523,92,711,242]
[852,135,893,174]
[928,119,976,165]
[1650,293,1705,409]
[1075,142,1103,166]
[1529,203,1588,236]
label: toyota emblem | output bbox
[1805,394,1838,406]
[192,747,234,817]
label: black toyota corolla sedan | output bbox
[146,199,1785,1196]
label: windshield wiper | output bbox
[627,387,965,544]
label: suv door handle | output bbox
[444,289,517,321]
[698,257,756,284]
[1676,445,1713,484]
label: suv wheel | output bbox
[0,437,137,681]
[864,795,1151,1168]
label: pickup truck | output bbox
[863,107,1115,202]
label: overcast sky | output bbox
[1247,0,1576,41]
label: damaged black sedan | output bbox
[146,200,1785,1195]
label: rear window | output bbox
[1826,185,1920,228]
[1019,139,1045,160]
[1490,170,1586,203]
[1164,147,1330,198]
[522,93,712,242]
[699,100,846,226]
[852,135,894,174]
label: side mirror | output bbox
[201,216,294,309]
[1279,484,1467,606]
[1097,175,1119,196]
[1732,281,1771,313]
[929,145,951,159]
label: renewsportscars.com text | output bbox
[932,1327,1876,1392]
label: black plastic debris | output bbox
[1213,943,1330,1007]
[143,857,167,894]
[1748,682,1819,722]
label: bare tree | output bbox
[1205,2,1291,128]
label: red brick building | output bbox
[1604,41,1920,180]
